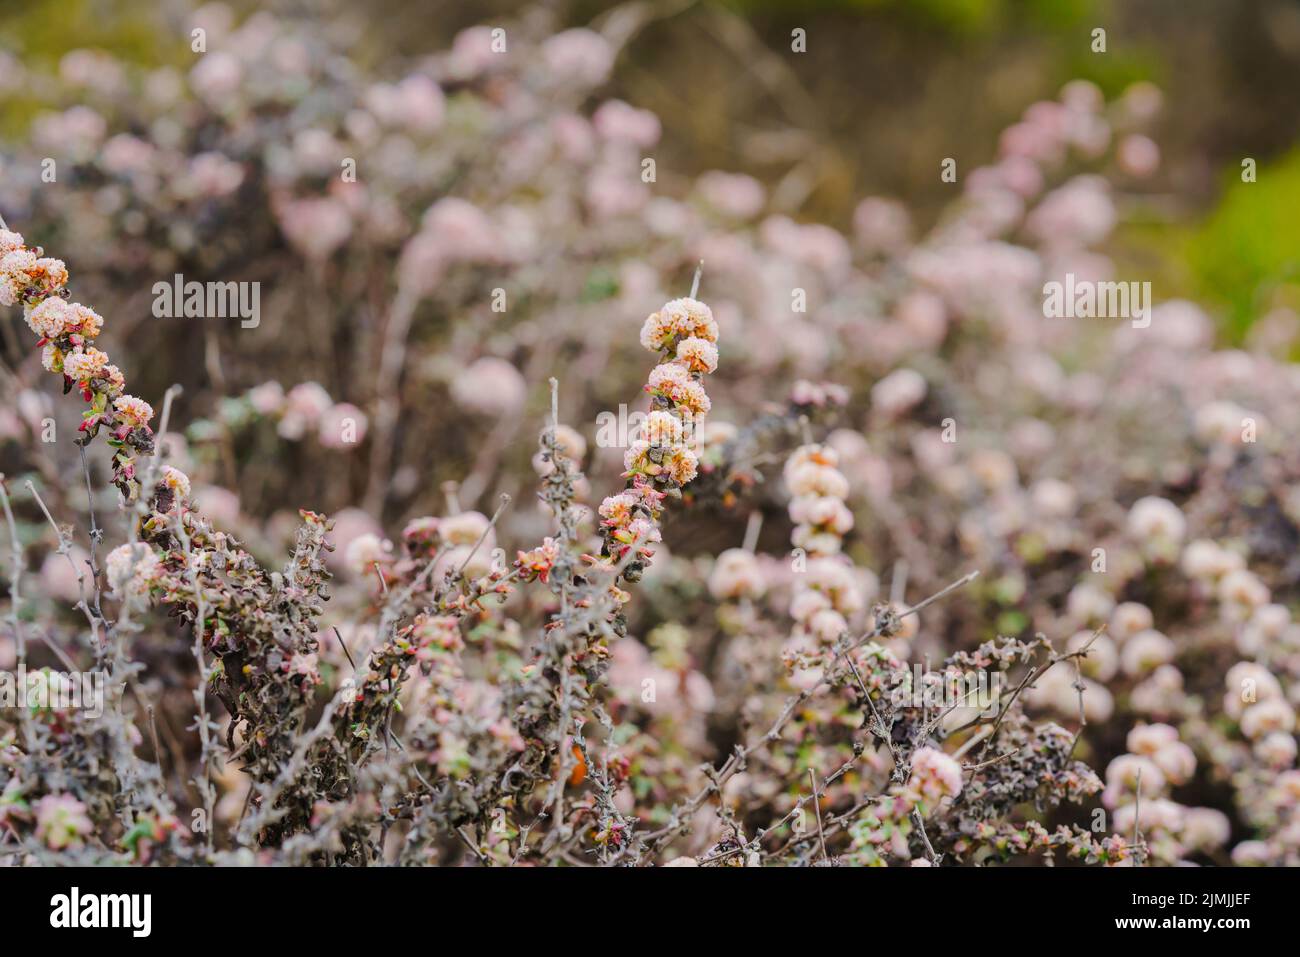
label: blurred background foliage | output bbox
[2,0,1300,343]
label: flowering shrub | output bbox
[0,3,1298,867]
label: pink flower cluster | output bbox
[0,227,155,496]
[783,444,866,668]
[906,746,965,810]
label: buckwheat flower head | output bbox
[1126,496,1186,546]
[440,510,492,548]
[451,357,527,417]
[1223,661,1283,721]
[789,588,831,622]
[1180,539,1243,581]
[1029,478,1077,518]
[410,613,464,654]
[0,250,37,306]
[1194,400,1251,446]
[648,297,717,346]
[100,364,124,397]
[368,74,445,134]
[420,197,499,264]
[25,297,72,338]
[1152,741,1196,785]
[790,379,846,408]
[696,171,765,219]
[186,151,246,197]
[1275,767,1300,799]
[1104,754,1166,798]
[786,462,850,500]
[792,525,843,557]
[1224,661,1283,697]
[853,197,911,253]
[64,302,103,338]
[624,442,696,486]
[106,542,160,596]
[908,746,964,805]
[113,394,154,430]
[1120,629,1175,676]
[592,99,661,148]
[1246,603,1290,641]
[642,410,685,448]
[708,548,766,601]
[318,402,368,449]
[447,26,500,80]
[35,794,93,850]
[344,532,392,578]
[617,517,661,551]
[808,608,849,643]
[161,465,191,500]
[247,381,286,415]
[1028,665,1099,718]
[1110,601,1154,642]
[551,424,587,461]
[401,516,440,550]
[785,443,839,475]
[675,336,718,374]
[1255,731,1298,768]
[62,346,110,384]
[1231,841,1272,866]
[1217,568,1270,612]
[1066,581,1115,624]
[1236,607,1289,657]
[791,495,855,535]
[1067,630,1118,682]
[40,342,63,373]
[515,537,561,584]
[805,557,863,615]
[434,544,492,580]
[284,381,334,423]
[664,446,699,485]
[640,310,675,351]
[676,379,711,417]
[275,196,352,261]
[598,492,638,528]
[1240,698,1296,740]
[542,29,615,87]
[1125,722,1179,756]
[26,257,69,299]
[1181,807,1230,852]
[623,441,658,478]
[645,360,691,396]
[1113,798,1184,836]
[0,229,23,256]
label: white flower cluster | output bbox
[707,548,766,602]
[105,542,161,599]
[0,227,156,496]
[785,444,853,557]
[782,444,865,662]
[907,746,964,809]
[1100,723,1231,862]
